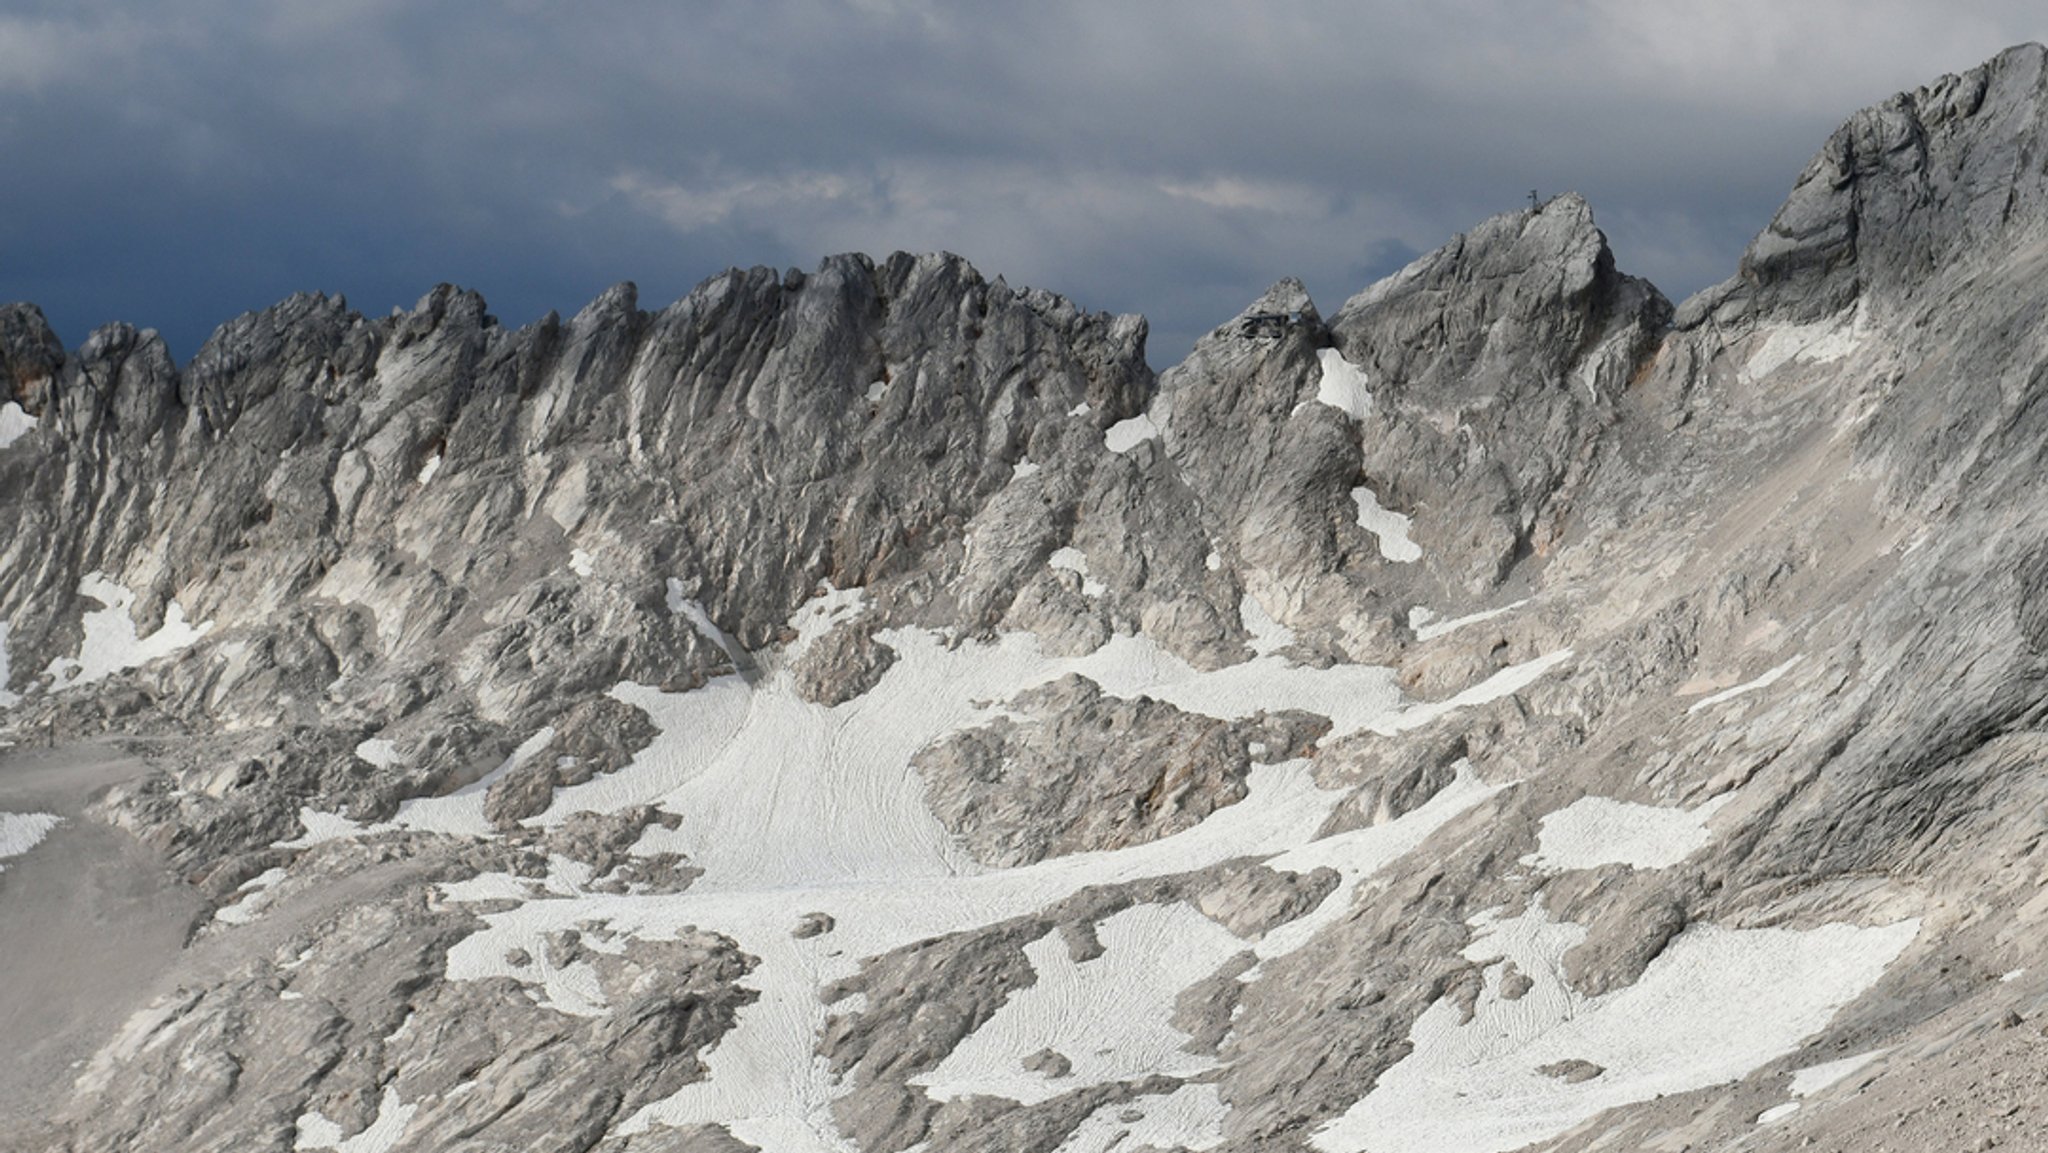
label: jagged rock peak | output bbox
[1698,41,2048,326]
[1329,191,1669,406]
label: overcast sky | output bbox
[2,2,2041,367]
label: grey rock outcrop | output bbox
[9,41,2048,1153]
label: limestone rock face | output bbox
[8,43,2048,1153]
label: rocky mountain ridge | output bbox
[3,41,2048,1153]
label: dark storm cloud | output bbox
[1,1,2042,366]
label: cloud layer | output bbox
[1,1,2040,365]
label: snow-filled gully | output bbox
[291,588,1916,1153]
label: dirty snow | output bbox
[1051,1082,1230,1153]
[1315,348,1373,421]
[1048,547,1107,597]
[296,1085,417,1153]
[1687,656,1800,714]
[43,573,214,690]
[1352,486,1420,562]
[1104,412,1160,453]
[1788,1048,1887,1096]
[1312,906,1920,1153]
[0,401,34,450]
[914,902,1242,1104]
[213,867,289,926]
[0,811,62,871]
[1523,793,1735,872]
[1746,307,1865,381]
[667,579,745,666]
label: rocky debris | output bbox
[1539,1059,1607,1084]
[792,911,836,939]
[912,674,1253,867]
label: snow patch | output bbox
[865,379,887,403]
[296,1085,416,1153]
[0,621,19,707]
[354,739,404,769]
[44,573,213,690]
[1049,547,1107,597]
[1104,412,1160,453]
[1204,550,1222,572]
[1413,600,1529,642]
[1757,1102,1800,1124]
[2002,968,2026,983]
[1352,486,1419,562]
[0,811,62,871]
[1069,401,1091,417]
[915,903,1240,1104]
[1312,906,1920,1153]
[1315,348,1373,421]
[1012,460,1041,481]
[416,452,442,485]
[569,548,595,578]
[390,726,557,838]
[0,401,34,450]
[1239,593,1294,656]
[1524,793,1734,873]
[275,807,374,849]
[213,867,289,926]
[1687,657,1800,714]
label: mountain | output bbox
[5,42,2048,1153]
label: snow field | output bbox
[1311,907,1920,1153]
[0,811,62,871]
[1523,793,1735,873]
[432,603,1556,1148]
[43,572,213,690]
[1351,486,1420,563]
[1314,349,1374,421]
